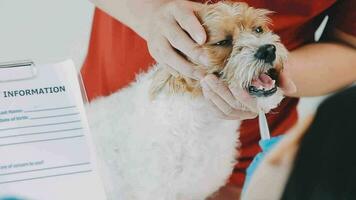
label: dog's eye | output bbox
[213,37,233,47]
[254,26,264,34]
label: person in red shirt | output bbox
[82,0,356,198]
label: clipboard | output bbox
[0,60,37,82]
[0,59,106,200]
[0,60,88,103]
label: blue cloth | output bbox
[242,135,284,192]
[0,198,24,200]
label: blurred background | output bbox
[0,0,93,68]
[0,0,325,119]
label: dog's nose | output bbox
[254,44,276,63]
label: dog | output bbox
[85,2,288,199]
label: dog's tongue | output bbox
[251,74,275,89]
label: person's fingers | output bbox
[239,111,258,120]
[279,71,297,96]
[202,75,257,113]
[148,43,179,77]
[158,38,200,79]
[149,37,206,79]
[164,21,209,66]
[202,74,239,109]
[186,1,207,12]
[193,68,206,80]
[162,64,179,77]
[146,1,210,80]
[201,80,234,115]
[205,100,256,120]
[205,98,229,119]
[229,84,258,112]
[205,98,257,120]
[172,2,206,45]
[201,80,257,119]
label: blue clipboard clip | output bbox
[0,60,37,82]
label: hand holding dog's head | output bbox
[152,2,288,113]
[197,2,287,112]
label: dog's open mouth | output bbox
[248,68,279,97]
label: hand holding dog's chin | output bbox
[141,0,209,79]
[200,73,297,120]
[200,74,259,120]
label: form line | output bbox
[0,120,81,132]
[0,135,84,147]
[30,112,80,120]
[0,127,83,139]
[0,170,92,185]
[25,106,76,113]
[0,162,91,176]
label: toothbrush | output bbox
[258,110,270,140]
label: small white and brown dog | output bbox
[86,1,288,200]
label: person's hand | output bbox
[200,71,297,120]
[200,74,258,120]
[142,0,208,79]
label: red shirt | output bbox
[81,0,356,187]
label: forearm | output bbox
[285,42,356,97]
[89,0,170,38]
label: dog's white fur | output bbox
[86,68,283,200]
[85,2,286,199]
[87,67,239,200]
[87,68,238,199]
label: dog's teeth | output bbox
[258,86,263,90]
[272,80,276,85]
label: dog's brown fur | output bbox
[150,1,285,99]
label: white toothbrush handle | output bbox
[258,111,271,140]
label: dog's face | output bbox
[151,2,287,113]
[198,2,287,112]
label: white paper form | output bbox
[0,60,107,200]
